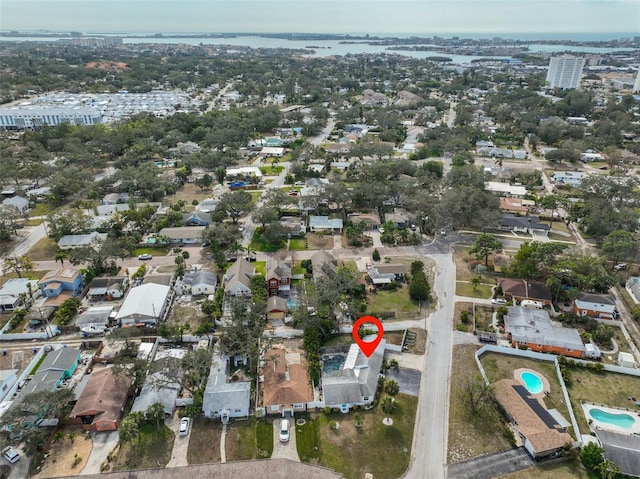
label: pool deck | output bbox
[513,368,551,399]
[582,403,640,435]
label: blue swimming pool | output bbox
[520,371,544,394]
[286,298,299,310]
[589,408,636,429]
[322,355,345,375]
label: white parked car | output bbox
[179,417,191,436]
[2,446,20,464]
[138,253,153,260]
[491,298,507,305]
[279,419,290,443]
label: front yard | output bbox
[187,417,223,464]
[111,423,174,471]
[296,393,417,479]
[366,288,420,319]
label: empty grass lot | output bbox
[448,345,513,464]
[289,238,307,250]
[366,287,420,318]
[455,282,494,299]
[28,237,59,261]
[187,417,222,464]
[296,393,417,479]
[112,423,174,470]
[225,418,273,461]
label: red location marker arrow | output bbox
[352,315,384,358]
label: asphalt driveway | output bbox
[385,368,421,397]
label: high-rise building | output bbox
[546,55,586,89]
[633,69,640,93]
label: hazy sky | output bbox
[1,0,638,35]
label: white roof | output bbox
[485,182,528,196]
[116,283,170,321]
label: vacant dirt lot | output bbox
[33,426,92,478]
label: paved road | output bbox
[447,448,534,479]
[404,252,455,479]
[1,222,48,275]
[308,119,336,147]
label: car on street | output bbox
[179,417,191,436]
[138,254,153,260]
[614,263,627,271]
[2,446,20,464]
[491,298,507,304]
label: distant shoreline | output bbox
[0,31,637,46]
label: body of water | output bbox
[1,34,637,63]
[520,371,544,395]
[589,408,636,429]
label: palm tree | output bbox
[55,251,67,266]
[381,397,398,415]
[229,240,245,258]
[385,380,400,396]
[146,402,165,431]
[470,276,480,290]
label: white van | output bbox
[279,419,290,443]
[2,446,20,464]
[520,300,543,310]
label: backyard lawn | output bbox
[562,365,640,434]
[448,345,513,464]
[296,393,417,479]
[132,246,169,256]
[225,417,273,461]
[250,229,286,252]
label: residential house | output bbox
[223,258,255,298]
[367,264,407,286]
[348,212,381,231]
[594,429,640,478]
[57,232,107,250]
[196,198,219,213]
[202,346,251,423]
[280,216,306,236]
[580,151,604,162]
[385,209,411,229]
[70,366,131,431]
[38,268,84,302]
[499,214,550,236]
[266,296,288,321]
[86,276,127,302]
[262,347,314,417]
[616,351,637,368]
[260,147,285,157]
[499,278,553,306]
[180,270,218,296]
[101,193,130,205]
[266,260,291,297]
[485,182,528,198]
[0,278,39,311]
[494,379,573,458]
[311,250,337,282]
[95,203,130,218]
[131,371,181,417]
[572,293,618,320]
[226,166,262,178]
[476,140,495,149]
[1,196,29,214]
[552,171,588,188]
[182,211,211,226]
[19,347,81,398]
[309,216,343,234]
[499,197,535,215]
[0,369,18,402]
[504,307,585,358]
[322,339,386,412]
[158,226,206,244]
[115,283,172,326]
[329,161,350,171]
[76,306,113,330]
[477,147,514,159]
